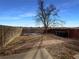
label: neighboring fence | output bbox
[47,28,79,39]
[0,25,22,48]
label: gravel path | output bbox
[12,39,64,51]
[0,38,65,59]
[0,48,53,59]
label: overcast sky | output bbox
[0,0,79,27]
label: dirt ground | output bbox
[0,34,79,59]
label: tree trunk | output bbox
[44,26,48,34]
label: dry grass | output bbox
[45,37,79,59]
[46,43,75,59]
[0,33,79,59]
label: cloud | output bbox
[0,12,36,20]
[0,16,20,20]
[19,12,36,17]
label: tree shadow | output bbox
[32,36,44,59]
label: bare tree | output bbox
[36,0,64,33]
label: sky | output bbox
[0,0,79,27]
